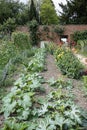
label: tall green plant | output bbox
[29,0,39,22]
[28,20,39,45]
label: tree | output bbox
[40,0,59,25]
[59,0,87,24]
[29,0,39,22]
[28,20,39,45]
[0,0,26,25]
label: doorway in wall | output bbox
[60,35,68,44]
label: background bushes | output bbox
[12,32,31,49]
[73,30,87,42]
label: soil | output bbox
[0,53,87,128]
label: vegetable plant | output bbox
[54,47,83,79]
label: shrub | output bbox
[72,30,87,42]
[2,18,16,34]
[12,32,31,49]
[54,47,83,79]
[0,41,16,69]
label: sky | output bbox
[19,0,67,14]
[52,0,67,13]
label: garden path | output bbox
[41,53,87,110]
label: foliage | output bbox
[1,18,16,35]
[83,76,87,88]
[0,49,35,85]
[27,48,46,72]
[40,0,59,25]
[2,83,87,130]
[76,40,87,53]
[0,0,25,25]
[1,73,45,120]
[12,32,31,49]
[28,20,39,45]
[0,38,35,86]
[1,48,87,130]
[59,0,87,24]
[54,25,65,35]
[45,42,57,55]
[54,47,83,79]
[29,0,39,22]
[72,30,87,42]
[0,41,17,69]
[48,77,72,90]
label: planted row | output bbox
[1,48,47,120]
[54,47,83,79]
[2,81,87,130]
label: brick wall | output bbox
[16,25,87,44]
[64,25,87,42]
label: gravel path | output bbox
[41,54,62,94]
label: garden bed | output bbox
[0,49,87,130]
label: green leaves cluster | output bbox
[83,76,87,88]
[0,41,16,69]
[0,36,35,86]
[73,30,87,42]
[2,72,44,120]
[1,48,46,120]
[28,20,39,45]
[28,48,46,72]
[2,87,87,130]
[54,47,83,79]
[0,18,16,35]
[59,0,87,24]
[40,0,59,25]
[12,32,31,49]
[45,42,57,55]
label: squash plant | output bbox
[28,48,46,72]
[2,88,87,130]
